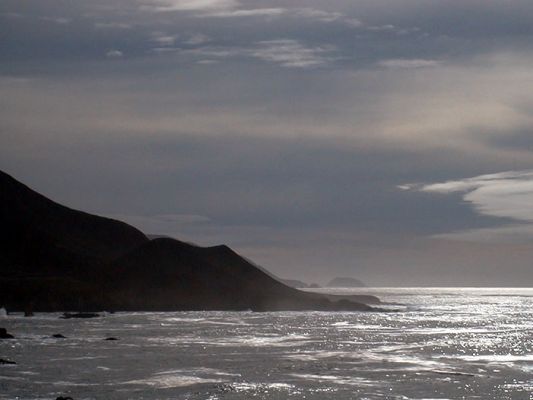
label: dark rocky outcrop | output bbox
[61,312,100,319]
[320,293,380,305]
[0,328,14,339]
[0,358,16,365]
[0,170,378,312]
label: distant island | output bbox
[0,170,379,312]
[326,277,366,288]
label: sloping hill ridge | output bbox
[0,170,378,312]
[0,170,147,277]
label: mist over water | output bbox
[1,288,532,399]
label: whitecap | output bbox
[225,382,294,392]
[447,354,533,363]
[290,373,374,387]
[125,373,225,388]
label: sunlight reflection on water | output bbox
[0,288,532,399]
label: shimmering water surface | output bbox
[1,288,532,399]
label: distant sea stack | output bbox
[0,170,378,312]
[326,277,366,288]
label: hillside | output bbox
[0,170,148,279]
[0,170,377,312]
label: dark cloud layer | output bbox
[2,1,533,285]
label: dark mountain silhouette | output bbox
[0,170,378,311]
[0,170,147,278]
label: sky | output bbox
[2,0,533,286]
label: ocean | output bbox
[1,288,532,399]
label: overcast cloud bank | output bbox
[3,0,533,285]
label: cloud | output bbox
[149,32,210,49]
[292,8,358,26]
[175,39,336,68]
[290,8,363,27]
[183,33,210,45]
[365,24,419,35]
[105,49,124,58]
[405,170,533,221]
[377,58,441,69]
[199,8,285,18]
[141,0,359,26]
[151,32,178,46]
[424,170,533,221]
[178,46,243,58]
[250,39,335,68]
[150,32,211,51]
[367,24,396,32]
[143,0,238,12]
[196,59,218,64]
[293,8,344,23]
[143,0,284,18]
[94,21,132,29]
[403,170,533,243]
[344,18,364,28]
[39,16,71,24]
[365,54,533,150]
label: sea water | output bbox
[1,288,532,399]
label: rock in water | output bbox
[0,328,14,339]
[0,358,16,365]
[61,312,100,319]
[52,333,67,338]
[24,304,34,317]
[104,337,118,340]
